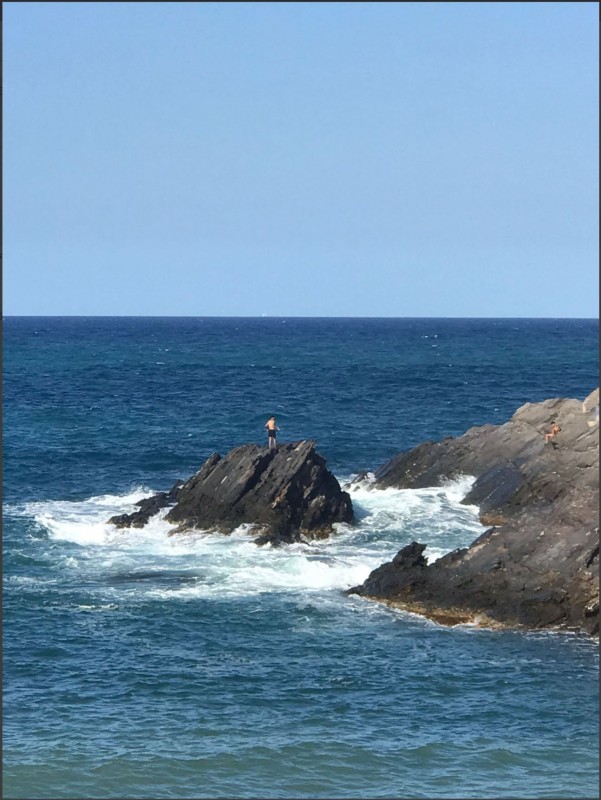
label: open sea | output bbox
[3,316,599,799]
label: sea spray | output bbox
[5,477,483,604]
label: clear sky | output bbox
[4,2,599,317]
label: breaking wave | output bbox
[6,476,483,602]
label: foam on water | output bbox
[8,476,484,601]
[9,488,153,546]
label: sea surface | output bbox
[3,317,599,799]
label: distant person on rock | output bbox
[544,421,561,446]
[265,416,280,450]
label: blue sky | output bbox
[4,2,599,317]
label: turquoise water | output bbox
[3,317,599,798]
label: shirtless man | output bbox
[544,421,561,445]
[265,416,280,450]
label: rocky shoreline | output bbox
[349,388,599,635]
[108,389,599,635]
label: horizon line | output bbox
[2,314,599,321]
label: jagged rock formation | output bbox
[109,440,353,545]
[349,389,599,635]
[109,481,184,529]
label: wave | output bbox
[5,477,483,601]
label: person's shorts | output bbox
[268,430,276,438]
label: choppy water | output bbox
[3,317,599,798]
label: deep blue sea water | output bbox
[3,317,599,799]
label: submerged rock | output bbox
[349,389,599,635]
[109,440,353,545]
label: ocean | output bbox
[3,317,599,799]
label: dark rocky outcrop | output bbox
[349,389,599,635]
[109,481,184,528]
[109,441,353,545]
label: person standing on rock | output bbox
[265,416,280,450]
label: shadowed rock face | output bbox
[349,390,599,635]
[109,441,353,545]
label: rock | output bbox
[583,388,599,428]
[342,471,369,489]
[108,480,184,528]
[349,389,599,635]
[355,542,429,597]
[109,441,353,545]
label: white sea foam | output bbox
[14,488,154,547]
[12,477,484,601]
